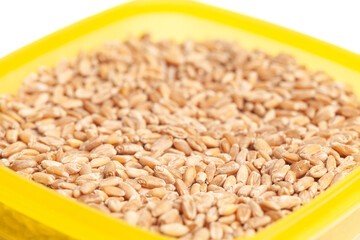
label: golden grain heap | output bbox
[1,35,360,240]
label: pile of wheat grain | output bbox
[1,35,359,239]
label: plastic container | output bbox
[0,1,360,239]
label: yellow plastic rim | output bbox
[0,1,360,240]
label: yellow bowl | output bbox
[1,1,360,239]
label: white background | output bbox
[0,0,359,58]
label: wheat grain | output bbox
[2,36,360,239]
